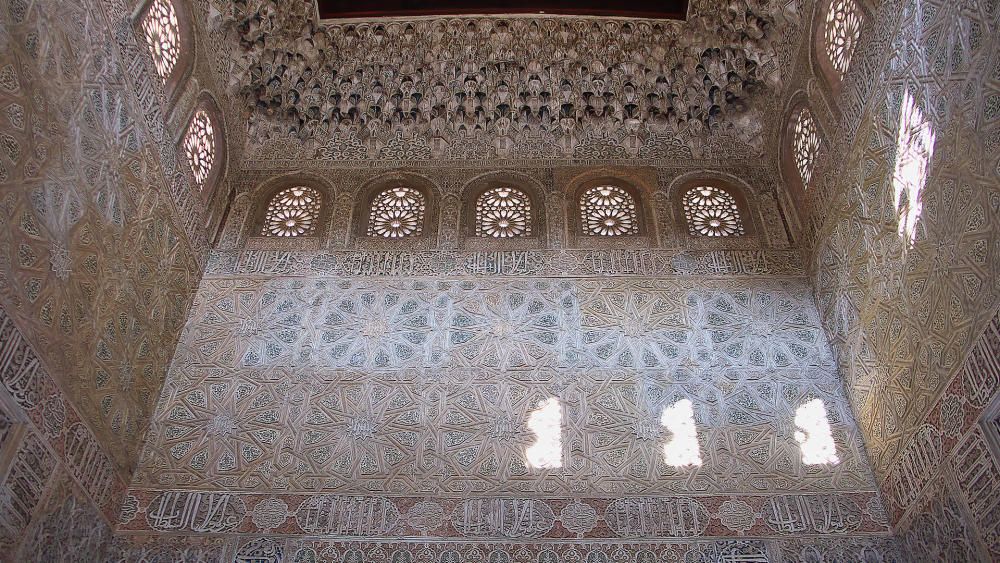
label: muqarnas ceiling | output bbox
[223,0,802,162]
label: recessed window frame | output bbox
[813,0,865,98]
[353,173,440,245]
[176,93,227,205]
[133,0,195,112]
[671,176,757,242]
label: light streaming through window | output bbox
[661,399,702,467]
[824,0,863,77]
[794,398,839,465]
[183,110,216,189]
[367,186,426,238]
[682,185,745,237]
[893,90,935,246]
[476,186,532,238]
[581,185,639,236]
[793,108,821,189]
[526,397,562,469]
[141,0,181,79]
[262,186,322,237]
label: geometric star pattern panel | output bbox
[0,0,208,555]
[810,0,1000,557]
[0,0,203,477]
[126,271,889,550]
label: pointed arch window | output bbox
[476,186,532,238]
[683,185,744,237]
[262,186,322,237]
[824,0,863,78]
[183,110,216,190]
[580,185,639,236]
[793,109,821,189]
[368,186,426,238]
[141,0,181,80]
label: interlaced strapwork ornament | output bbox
[793,109,820,189]
[475,186,532,238]
[141,0,180,79]
[183,110,216,189]
[824,0,863,77]
[683,185,745,237]
[368,186,426,238]
[262,186,322,237]
[581,185,639,236]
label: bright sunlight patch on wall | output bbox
[661,399,702,467]
[526,397,562,469]
[892,90,935,246]
[794,398,840,465]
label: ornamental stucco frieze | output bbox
[220,0,805,162]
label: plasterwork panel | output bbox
[0,0,204,482]
[14,473,113,562]
[126,270,885,549]
[806,0,1000,555]
[0,305,123,559]
[106,534,903,563]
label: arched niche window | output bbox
[476,186,532,238]
[261,186,323,237]
[793,108,821,189]
[823,0,863,79]
[136,0,193,106]
[580,184,640,236]
[142,0,180,78]
[367,185,426,238]
[682,185,745,237]
[183,109,216,190]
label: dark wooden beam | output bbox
[316,0,689,20]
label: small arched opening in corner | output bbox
[178,93,227,204]
[779,96,824,225]
[133,0,196,111]
[813,0,864,98]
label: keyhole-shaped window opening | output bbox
[793,108,821,189]
[824,0,863,78]
[141,0,181,80]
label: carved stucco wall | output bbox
[0,309,116,561]
[0,0,996,559]
[105,159,904,559]
[0,0,220,557]
[805,0,1000,559]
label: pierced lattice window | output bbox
[793,109,820,189]
[367,186,426,238]
[824,0,863,77]
[683,185,745,237]
[183,110,216,189]
[580,185,639,236]
[141,0,181,80]
[475,186,532,238]
[261,186,322,237]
